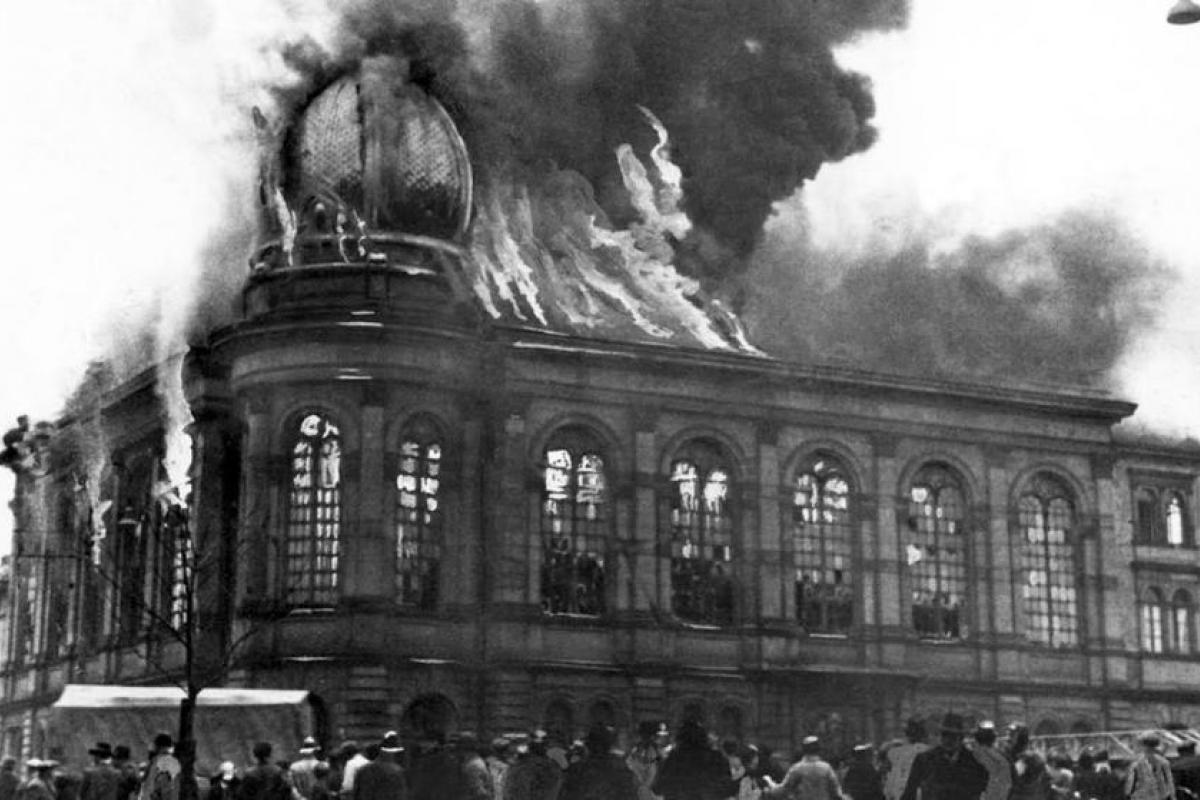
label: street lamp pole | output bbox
[1168,0,1200,24]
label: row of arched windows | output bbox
[281,413,1083,645]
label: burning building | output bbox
[2,14,1200,767]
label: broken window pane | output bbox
[908,464,966,640]
[1021,475,1077,648]
[793,458,853,634]
[285,413,341,608]
[667,440,734,626]
[396,419,443,610]
[541,429,608,617]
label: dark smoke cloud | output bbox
[744,209,1171,386]
[271,0,905,283]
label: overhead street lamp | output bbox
[1169,0,1200,24]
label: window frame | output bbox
[538,426,612,619]
[1171,589,1194,655]
[393,416,446,612]
[790,454,855,635]
[905,463,969,641]
[662,438,738,627]
[1141,587,1167,654]
[1132,476,1195,549]
[1018,473,1080,649]
[282,411,344,610]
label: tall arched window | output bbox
[115,458,152,643]
[1020,474,1078,647]
[1135,487,1160,544]
[793,456,853,634]
[1167,494,1187,547]
[285,413,342,608]
[395,418,443,610]
[665,440,735,626]
[906,464,967,639]
[540,428,609,617]
[1172,590,1193,654]
[1141,587,1166,653]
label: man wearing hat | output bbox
[626,722,664,800]
[502,730,562,800]
[1075,748,1122,800]
[288,738,321,800]
[351,733,405,800]
[559,725,639,800]
[966,722,1011,800]
[762,735,842,800]
[486,737,512,800]
[139,734,180,800]
[0,757,20,800]
[1172,740,1200,800]
[80,743,120,800]
[18,760,56,800]
[238,742,289,800]
[111,747,139,800]
[842,744,884,800]
[899,714,987,800]
[1125,732,1174,800]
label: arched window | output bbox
[906,464,967,640]
[395,418,443,610]
[1171,590,1193,654]
[285,413,342,608]
[540,428,609,616]
[1141,587,1166,653]
[1167,494,1187,547]
[792,456,853,634]
[1020,474,1078,647]
[1022,472,1080,647]
[665,440,735,626]
[1135,487,1160,544]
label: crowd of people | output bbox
[1,715,1197,800]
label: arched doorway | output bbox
[400,694,459,743]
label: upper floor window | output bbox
[1141,587,1166,653]
[540,428,609,617]
[1172,590,1194,654]
[665,440,735,626]
[285,413,342,608]
[906,464,967,640]
[1020,473,1078,648]
[1135,485,1192,547]
[395,418,443,610]
[792,456,853,634]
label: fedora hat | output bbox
[939,713,967,735]
[298,736,319,756]
[380,731,404,754]
[88,742,113,759]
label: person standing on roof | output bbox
[139,735,180,800]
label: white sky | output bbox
[0,0,1198,551]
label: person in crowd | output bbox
[139,735,180,800]
[723,741,745,783]
[559,725,639,800]
[1075,748,1122,800]
[967,721,1012,800]
[761,736,842,800]
[407,733,459,800]
[306,764,331,800]
[288,738,321,800]
[111,748,139,800]
[352,733,405,800]
[626,722,664,800]
[327,743,355,799]
[565,742,586,770]
[1046,751,1074,800]
[80,743,120,800]
[652,722,733,800]
[1007,724,1050,800]
[336,741,369,800]
[1125,732,1174,800]
[502,730,561,800]
[486,737,511,800]
[1,758,21,800]
[841,744,883,800]
[238,743,289,800]
[18,760,57,800]
[882,719,927,800]
[453,733,491,800]
[51,750,81,800]
[208,763,240,800]
[734,745,767,800]
[1173,741,1200,800]
[899,713,987,800]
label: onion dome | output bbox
[284,56,473,243]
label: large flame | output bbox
[468,112,759,353]
[155,353,194,509]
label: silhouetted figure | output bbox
[559,726,638,800]
[652,722,733,800]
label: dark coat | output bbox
[501,754,561,800]
[80,764,122,800]
[1074,768,1124,800]
[652,745,733,800]
[559,755,639,800]
[0,771,22,800]
[899,745,988,800]
[843,761,884,800]
[237,764,290,800]
[352,756,407,800]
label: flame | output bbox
[467,109,758,353]
[155,353,193,509]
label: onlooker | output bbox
[882,719,927,800]
[1125,733,1174,800]
[111,748,139,800]
[1007,724,1050,800]
[1075,748,1122,800]
[1173,741,1200,800]
[558,726,638,800]
[485,738,511,800]
[502,730,561,800]
[80,743,120,800]
[652,722,734,800]
[453,734,491,800]
[139,735,181,800]
[17,760,57,800]
[306,764,331,800]
[352,733,405,800]
[238,743,289,800]
[336,744,368,800]
[288,739,321,800]
[208,763,240,800]
[842,745,883,800]
[898,714,987,800]
[968,721,1012,800]
[626,722,663,800]
[1,758,21,800]
[763,736,843,800]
